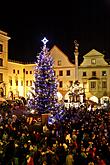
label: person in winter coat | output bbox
[66,150,74,165]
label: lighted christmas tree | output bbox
[28,38,59,114]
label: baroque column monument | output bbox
[74,40,79,82]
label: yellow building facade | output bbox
[0,30,110,101]
[79,49,110,100]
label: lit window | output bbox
[26,81,28,86]
[13,69,15,74]
[9,80,12,86]
[91,81,96,88]
[92,71,96,77]
[83,72,86,76]
[91,59,96,64]
[59,70,63,76]
[0,58,3,66]
[58,60,61,66]
[102,81,107,88]
[0,44,3,53]
[102,71,107,76]
[0,73,3,82]
[16,80,18,86]
[30,80,32,86]
[23,69,25,73]
[66,70,70,76]
[59,81,63,88]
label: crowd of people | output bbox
[0,103,110,165]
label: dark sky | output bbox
[0,0,110,63]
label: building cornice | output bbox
[79,65,110,69]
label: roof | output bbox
[84,49,104,57]
[50,45,75,67]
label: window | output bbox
[58,60,61,66]
[59,70,63,76]
[26,71,28,74]
[17,70,19,74]
[30,80,32,86]
[16,80,18,86]
[26,81,28,86]
[102,81,107,88]
[92,71,96,77]
[66,70,70,76]
[0,58,3,66]
[0,44,3,53]
[91,81,96,89]
[13,69,15,74]
[83,72,86,76]
[9,80,12,86]
[30,71,32,74]
[59,81,63,88]
[91,59,96,64]
[21,80,23,86]
[0,73,3,82]
[23,69,25,73]
[102,71,107,76]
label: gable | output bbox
[84,49,104,57]
[50,45,74,68]
[80,49,108,67]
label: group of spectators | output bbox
[0,103,110,165]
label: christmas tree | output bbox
[28,38,59,114]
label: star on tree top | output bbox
[41,37,48,46]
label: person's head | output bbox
[88,162,94,165]
[42,161,47,165]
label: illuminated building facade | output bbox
[0,30,110,102]
[79,49,110,100]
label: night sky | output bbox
[0,0,110,63]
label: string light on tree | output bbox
[28,37,60,114]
